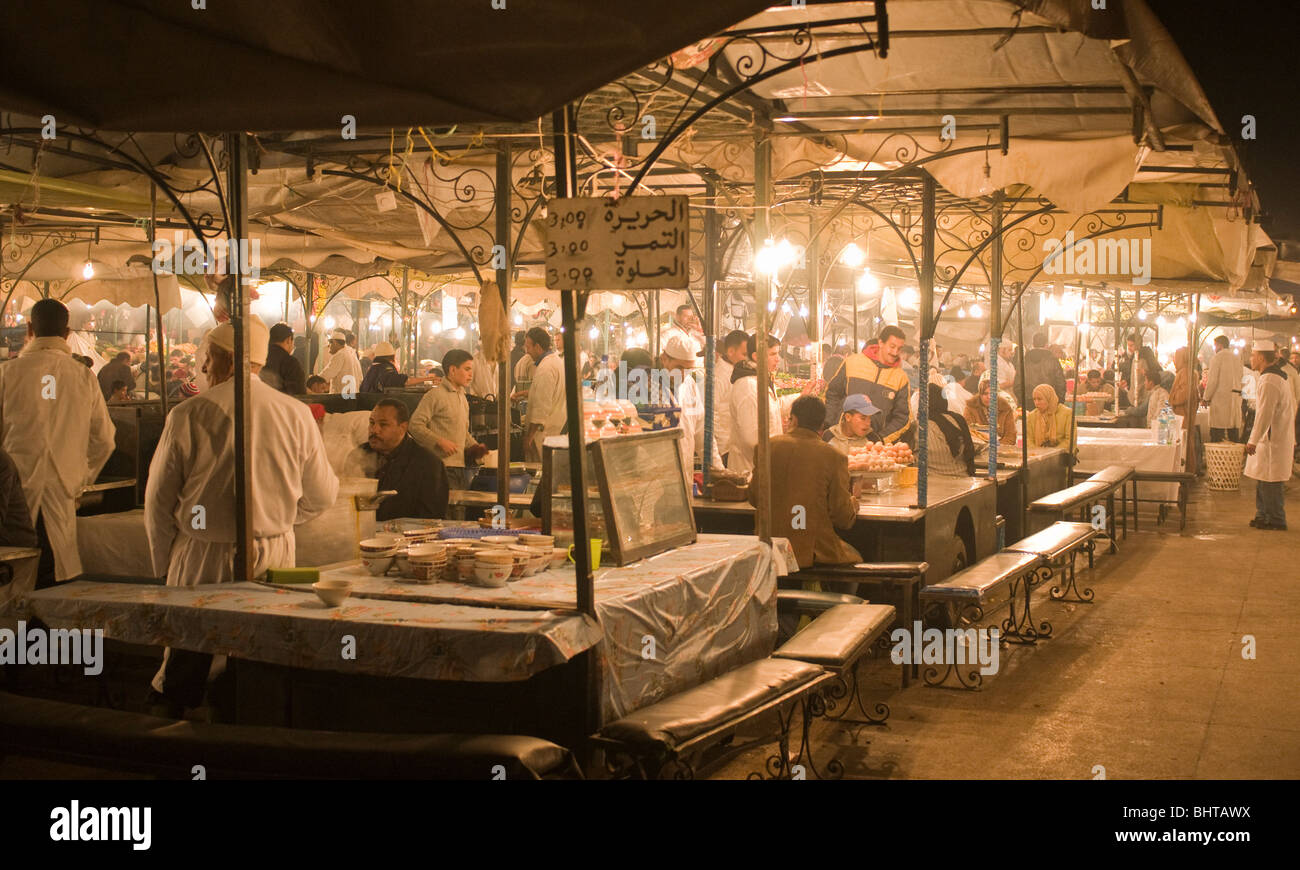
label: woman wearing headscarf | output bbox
[964,374,1017,444]
[926,383,976,476]
[1167,346,1199,472]
[1027,383,1074,448]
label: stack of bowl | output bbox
[474,550,514,587]
[406,543,448,583]
[443,544,478,581]
[482,534,519,548]
[359,537,401,576]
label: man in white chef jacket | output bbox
[1203,335,1244,442]
[316,327,363,394]
[659,334,702,494]
[1244,340,1296,531]
[0,299,116,583]
[145,317,339,713]
[514,327,566,461]
[727,332,785,475]
[710,330,748,469]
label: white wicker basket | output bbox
[1204,442,1246,491]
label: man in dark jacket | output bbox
[345,398,448,520]
[260,322,307,394]
[1013,331,1067,403]
[97,351,134,400]
[823,324,914,446]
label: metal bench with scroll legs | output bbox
[1003,521,1103,603]
[917,552,1048,690]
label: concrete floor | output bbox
[714,478,1300,780]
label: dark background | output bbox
[1147,0,1300,244]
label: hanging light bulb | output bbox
[1137,309,1148,321]
[799,305,809,318]
[754,239,778,275]
[452,327,466,340]
[1175,317,1186,331]
[588,326,599,339]
[513,314,523,326]
[82,260,95,280]
[1156,315,1166,327]
[775,238,796,267]
[840,242,865,268]
[767,300,777,312]
[968,303,982,319]
[957,306,967,319]
[857,270,879,297]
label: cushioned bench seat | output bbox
[1004,522,1099,561]
[1088,464,1135,485]
[599,658,827,754]
[919,551,1042,602]
[777,588,866,615]
[0,691,579,779]
[773,604,895,671]
[1029,480,1110,513]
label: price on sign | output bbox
[544,195,689,290]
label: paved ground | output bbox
[714,478,1300,779]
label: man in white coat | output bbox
[710,330,748,469]
[316,327,363,394]
[1245,340,1295,531]
[145,317,339,713]
[1203,335,1244,442]
[514,327,566,461]
[0,299,116,583]
[727,333,785,475]
[659,334,702,493]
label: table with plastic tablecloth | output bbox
[1075,427,1186,501]
[21,534,795,722]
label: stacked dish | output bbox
[359,537,401,575]
[406,543,448,584]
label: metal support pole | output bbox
[306,272,317,373]
[552,105,594,618]
[495,143,512,515]
[753,129,773,543]
[916,174,936,509]
[400,266,410,373]
[149,185,168,416]
[1067,289,1086,473]
[144,304,151,400]
[702,180,719,490]
[227,132,253,582]
[1017,288,1030,534]
[807,215,821,366]
[987,191,1002,483]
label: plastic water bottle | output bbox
[1156,403,1175,445]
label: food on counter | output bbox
[846,441,914,471]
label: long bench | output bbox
[0,691,580,779]
[1029,480,1116,551]
[1131,470,1195,531]
[593,658,834,780]
[1073,464,1137,543]
[1003,521,1102,603]
[781,562,928,686]
[918,551,1048,689]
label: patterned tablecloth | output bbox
[20,534,796,720]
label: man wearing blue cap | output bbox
[823,393,883,455]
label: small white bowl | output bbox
[312,580,352,607]
[482,535,518,547]
[360,537,399,553]
[361,553,396,576]
[474,564,511,587]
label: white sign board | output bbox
[544,195,689,290]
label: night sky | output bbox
[1146,0,1300,243]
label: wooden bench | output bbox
[781,562,928,686]
[918,551,1048,689]
[594,658,834,780]
[1003,521,1102,603]
[0,690,581,779]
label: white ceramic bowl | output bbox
[361,553,396,575]
[473,563,511,587]
[360,537,399,553]
[482,535,518,547]
[408,543,448,560]
[312,580,352,607]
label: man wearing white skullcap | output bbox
[144,316,339,714]
[1244,339,1295,531]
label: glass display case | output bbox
[542,429,696,565]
